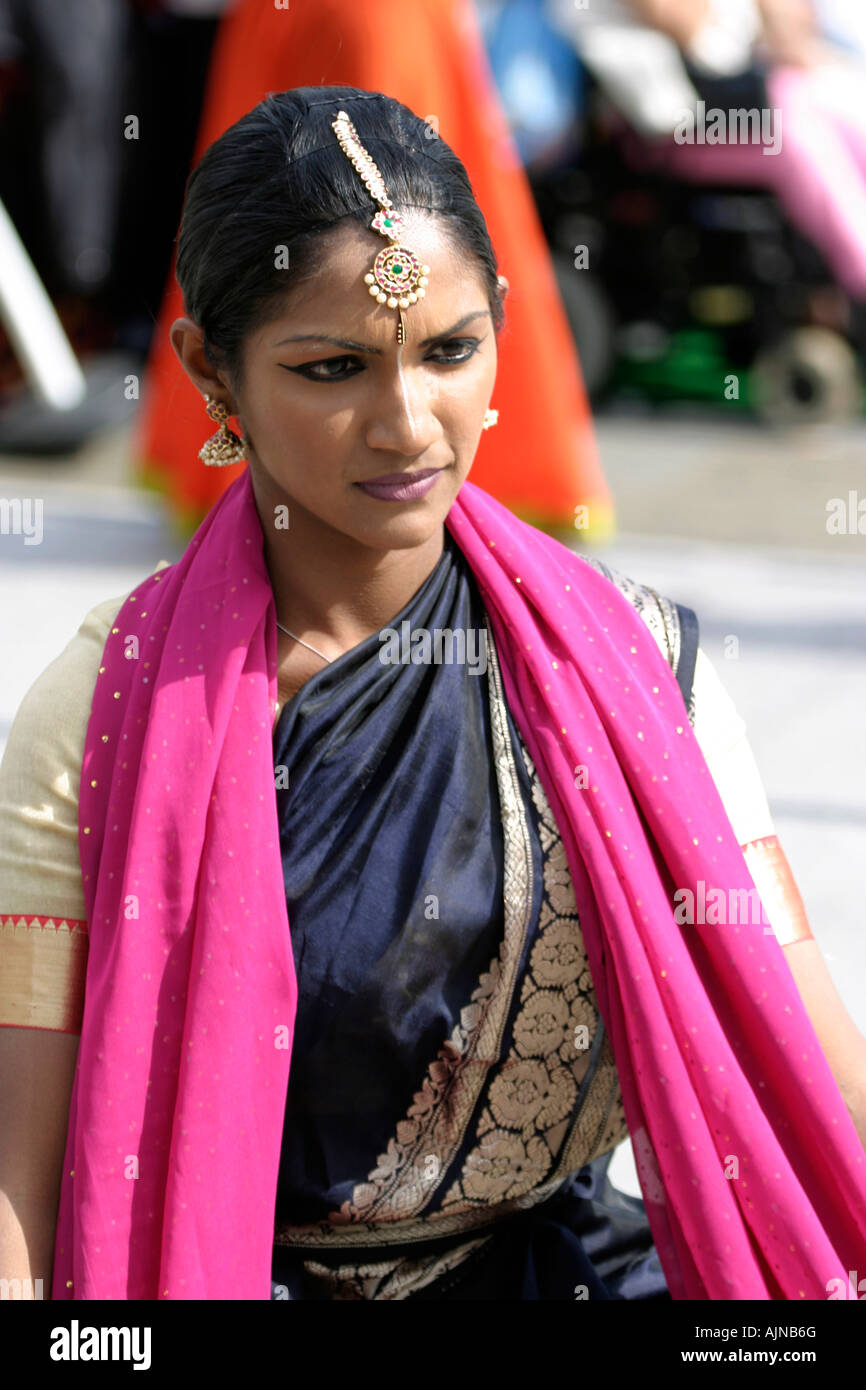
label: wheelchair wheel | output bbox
[551,250,617,401]
[750,327,864,427]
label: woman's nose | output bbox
[364,366,442,455]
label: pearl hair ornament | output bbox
[331,109,430,344]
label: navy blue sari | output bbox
[269,529,673,1301]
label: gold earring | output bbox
[482,408,499,431]
[199,394,247,466]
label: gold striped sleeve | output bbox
[0,914,88,1032]
[741,836,814,947]
[1,566,171,1034]
[0,578,164,1035]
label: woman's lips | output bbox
[353,468,445,502]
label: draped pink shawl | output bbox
[52,468,866,1299]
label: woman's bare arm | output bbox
[781,937,866,1150]
[0,1027,80,1298]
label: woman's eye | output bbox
[284,356,362,382]
[430,338,481,364]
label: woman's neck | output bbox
[251,473,446,653]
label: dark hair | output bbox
[175,85,504,387]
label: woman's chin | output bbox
[348,511,450,553]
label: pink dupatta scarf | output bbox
[53,468,866,1300]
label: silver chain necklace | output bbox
[275,619,332,664]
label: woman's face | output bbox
[223,213,499,552]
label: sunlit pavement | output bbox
[1,410,864,1201]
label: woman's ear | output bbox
[169,317,234,406]
[497,274,510,299]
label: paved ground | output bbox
[593,406,866,556]
[1,407,864,1198]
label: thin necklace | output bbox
[275,618,332,664]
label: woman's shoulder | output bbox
[0,564,169,922]
[5,583,139,757]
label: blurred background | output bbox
[1,0,864,1192]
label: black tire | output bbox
[750,327,863,427]
[550,250,617,401]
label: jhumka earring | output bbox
[199,394,246,467]
[331,109,431,344]
[482,408,499,430]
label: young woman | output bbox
[1,86,865,1302]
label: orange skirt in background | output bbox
[136,0,614,541]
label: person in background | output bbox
[0,0,130,378]
[550,0,866,303]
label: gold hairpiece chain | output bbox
[331,109,430,343]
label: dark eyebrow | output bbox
[271,310,491,353]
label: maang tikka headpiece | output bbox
[331,109,430,343]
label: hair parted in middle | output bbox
[175,85,505,388]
